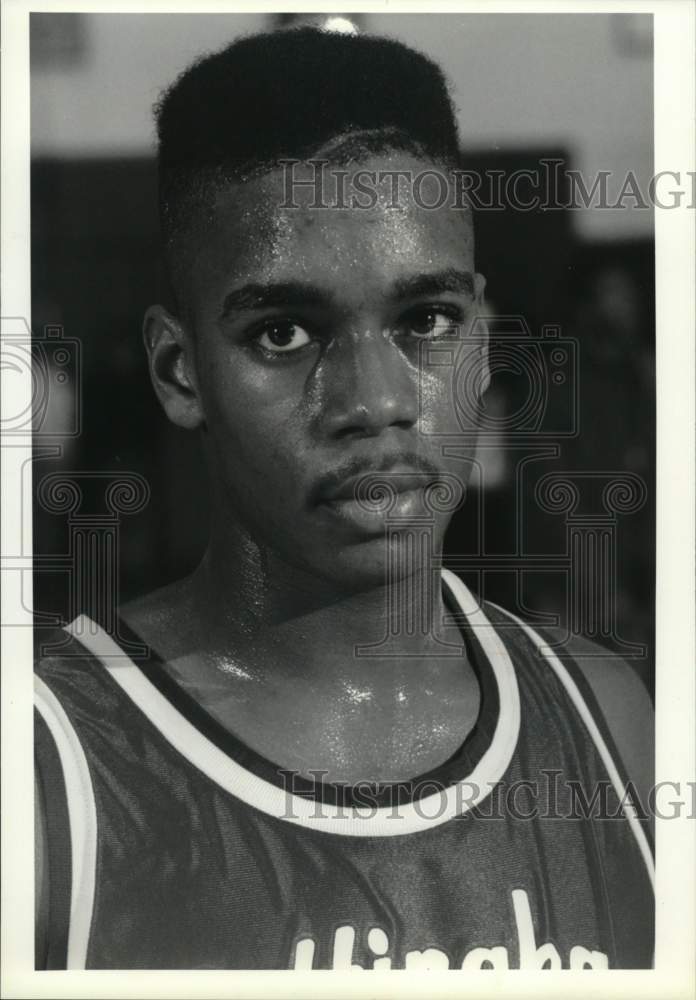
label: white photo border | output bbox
[2,1,694,997]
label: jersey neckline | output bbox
[63,570,521,836]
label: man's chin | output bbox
[308,530,444,593]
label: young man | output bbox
[34,27,654,970]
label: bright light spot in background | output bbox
[321,17,360,35]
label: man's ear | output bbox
[473,272,491,397]
[142,305,205,429]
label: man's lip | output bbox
[315,469,438,506]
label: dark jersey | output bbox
[34,570,654,970]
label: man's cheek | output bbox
[416,368,460,437]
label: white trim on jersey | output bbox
[34,675,98,970]
[488,602,656,891]
[61,571,521,837]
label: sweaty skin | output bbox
[122,154,490,783]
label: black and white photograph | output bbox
[1,1,694,996]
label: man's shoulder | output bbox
[486,609,654,817]
[548,627,653,802]
[537,624,650,687]
[118,574,200,657]
[476,597,653,735]
[539,629,653,744]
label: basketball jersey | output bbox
[34,570,654,970]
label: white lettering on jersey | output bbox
[294,937,315,969]
[331,925,363,971]
[293,889,609,970]
[367,927,391,970]
[461,946,509,969]
[404,947,450,970]
[511,888,561,968]
[569,945,609,969]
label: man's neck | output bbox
[119,536,480,783]
[186,539,456,683]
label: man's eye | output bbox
[400,308,461,339]
[255,321,312,354]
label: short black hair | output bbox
[155,27,462,290]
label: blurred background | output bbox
[30,12,655,688]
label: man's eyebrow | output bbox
[220,282,333,319]
[393,269,475,300]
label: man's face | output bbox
[161,154,487,590]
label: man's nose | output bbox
[319,328,419,440]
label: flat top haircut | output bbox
[154,27,463,286]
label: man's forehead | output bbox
[218,154,472,218]
[204,156,474,274]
